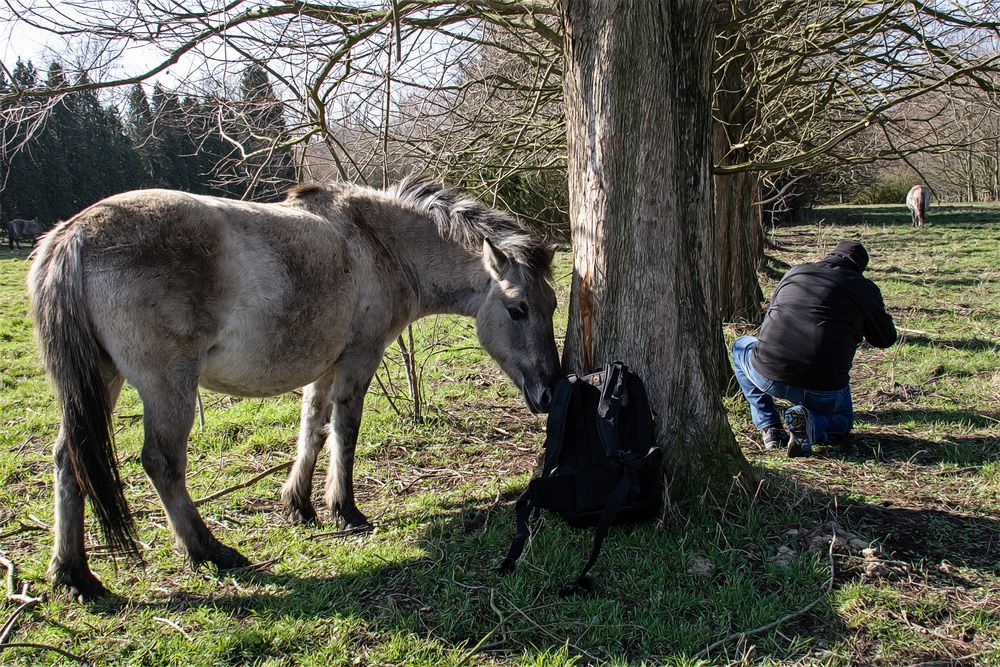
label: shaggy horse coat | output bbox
[29,178,561,600]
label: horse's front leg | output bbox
[280,373,336,524]
[324,356,379,530]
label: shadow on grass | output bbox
[898,334,998,352]
[811,205,1000,228]
[89,465,996,665]
[840,503,1000,575]
[815,432,1000,573]
[889,275,996,289]
[0,247,35,260]
[761,253,790,281]
[857,408,1000,430]
[824,431,1000,467]
[159,490,854,663]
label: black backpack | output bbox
[496,361,662,594]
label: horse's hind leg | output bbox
[49,368,122,601]
[280,372,336,524]
[137,373,249,570]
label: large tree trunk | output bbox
[714,0,764,324]
[561,0,753,505]
[714,160,764,324]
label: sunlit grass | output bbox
[0,204,997,665]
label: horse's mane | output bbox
[392,176,552,280]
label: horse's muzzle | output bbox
[523,382,552,414]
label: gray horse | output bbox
[28,178,561,600]
[6,217,46,249]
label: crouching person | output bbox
[732,240,897,457]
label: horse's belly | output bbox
[200,324,345,397]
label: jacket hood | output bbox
[825,240,869,273]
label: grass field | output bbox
[0,204,997,666]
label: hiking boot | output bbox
[785,406,812,458]
[761,427,789,451]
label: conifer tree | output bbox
[127,83,167,186]
[2,59,48,221]
[0,65,10,222]
[152,84,195,190]
[67,71,145,202]
[237,64,294,200]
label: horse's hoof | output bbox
[286,504,318,526]
[209,544,252,571]
[333,507,373,532]
[51,567,109,603]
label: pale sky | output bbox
[1,7,194,88]
[3,21,65,66]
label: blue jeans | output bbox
[730,336,853,444]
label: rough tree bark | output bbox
[713,153,764,324]
[714,0,764,325]
[561,0,753,504]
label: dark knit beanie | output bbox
[827,240,869,272]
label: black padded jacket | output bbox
[751,256,897,390]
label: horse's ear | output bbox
[482,238,510,281]
[544,243,558,267]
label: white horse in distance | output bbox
[906,184,931,228]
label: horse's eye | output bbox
[506,302,528,320]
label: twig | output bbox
[455,625,498,666]
[897,610,968,647]
[25,516,49,530]
[491,589,600,662]
[12,437,31,457]
[153,616,192,641]
[396,330,422,423]
[219,556,282,573]
[906,652,991,667]
[0,556,43,605]
[0,600,37,645]
[196,390,206,432]
[0,522,47,541]
[0,642,86,663]
[699,531,838,658]
[306,526,372,540]
[193,461,292,507]
[373,370,404,418]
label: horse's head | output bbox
[476,238,561,413]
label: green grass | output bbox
[0,204,998,665]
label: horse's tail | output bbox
[28,220,140,559]
[915,188,927,226]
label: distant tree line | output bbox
[0,61,294,224]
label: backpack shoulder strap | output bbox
[625,369,654,447]
[496,374,578,576]
[540,374,579,474]
[494,479,537,575]
[559,471,634,596]
[596,361,628,459]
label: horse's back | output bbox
[49,188,374,396]
[906,185,930,211]
[7,218,27,238]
